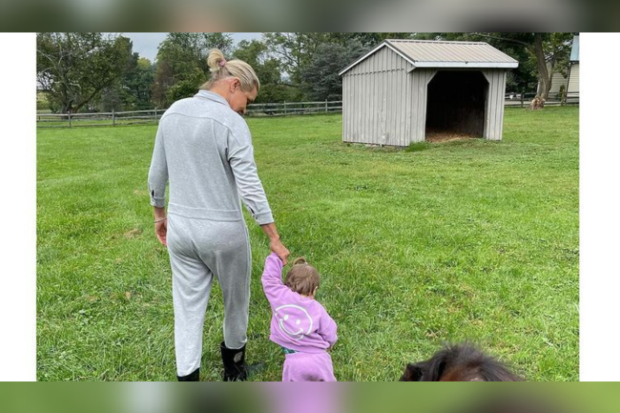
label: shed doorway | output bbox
[425,71,488,141]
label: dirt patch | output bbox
[83,295,99,303]
[425,131,480,143]
[124,228,142,238]
[110,291,133,302]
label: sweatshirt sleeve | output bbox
[319,310,338,347]
[147,125,168,207]
[227,123,274,225]
[261,253,287,305]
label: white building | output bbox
[340,39,518,146]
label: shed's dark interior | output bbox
[425,71,488,138]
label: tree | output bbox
[37,33,133,113]
[543,33,574,94]
[263,33,327,88]
[232,39,295,103]
[330,32,416,48]
[263,33,412,101]
[301,41,368,101]
[152,33,233,108]
[96,54,155,112]
[121,56,156,110]
[98,85,123,112]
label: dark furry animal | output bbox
[399,343,522,381]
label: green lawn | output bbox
[37,106,579,381]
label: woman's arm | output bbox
[148,127,168,246]
[260,223,289,265]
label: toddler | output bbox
[261,253,338,381]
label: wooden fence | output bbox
[37,109,166,128]
[246,100,343,116]
[504,92,580,108]
[37,94,578,128]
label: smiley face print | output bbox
[275,304,314,341]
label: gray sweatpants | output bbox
[167,214,251,377]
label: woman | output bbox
[148,49,289,381]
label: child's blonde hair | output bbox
[201,48,260,92]
[285,257,320,296]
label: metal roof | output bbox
[340,39,519,75]
[570,35,579,62]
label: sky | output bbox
[120,32,263,62]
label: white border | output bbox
[579,33,620,381]
[0,33,37,381]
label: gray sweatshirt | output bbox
[148,90,274,225]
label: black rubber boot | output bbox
[177,368,200,381]
[220,341,248,381]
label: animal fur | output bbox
[399,343,522,381]
[530,96,545,110]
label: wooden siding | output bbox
[342,47,413,146]
[481,70,507,140]
[549,71,568,95]
[543,62,580,96]
[411,69,437,142]
[546,62,571,96]
[567,63,579,94]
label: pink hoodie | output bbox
[261,253,338,353]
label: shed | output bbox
[339,39,518,146]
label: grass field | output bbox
[37,106,579,381]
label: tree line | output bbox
[37,32,576,114]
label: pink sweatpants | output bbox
[282,352,336,382]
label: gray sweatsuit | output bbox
[148,90,274,377]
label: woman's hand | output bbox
[155,219,167,246]
[261,222,289,264]
[270,238,290,265]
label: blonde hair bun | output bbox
[207,48,226,73]
[202,48,260,91]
